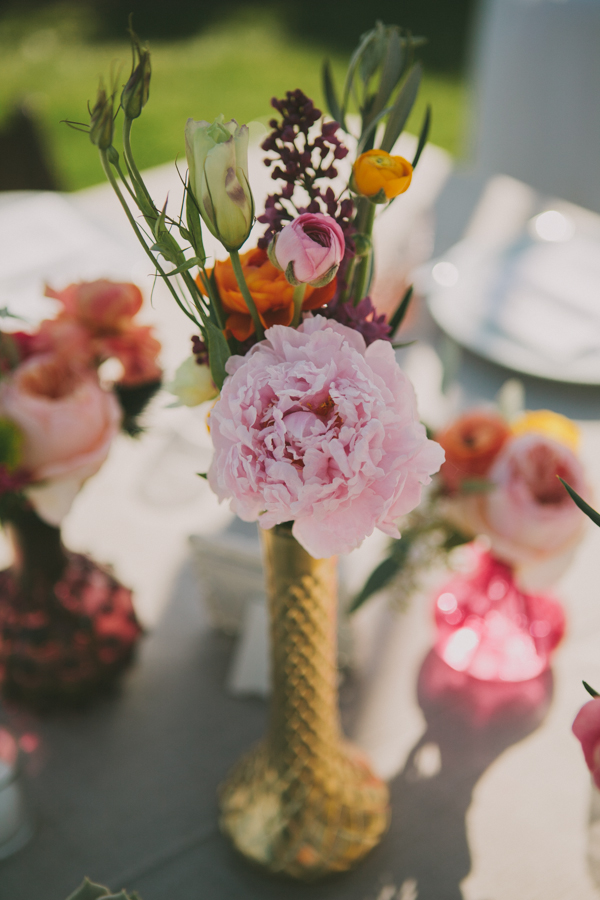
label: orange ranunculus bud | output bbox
[436,410,511,492]
[197,248,336,342]
[352,149,413,201]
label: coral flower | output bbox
[198,248,336,341]
[352,149,413,201]
[45,280,143,335]
[436,410,511,492]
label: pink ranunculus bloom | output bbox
[573,698,600,788]
[207,315,445,558]
[100,326,162,386]
[443,432,588,588]
[31,317,96,369]
[272,213,345,286]
[0,352,122,524]
[45,280,144,335]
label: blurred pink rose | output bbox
[31,317,95,368]
[443,433,587,588]
[573,698,600,788]
[208,315,444,558]
[45,280,143,334]
[100,326,162,386]
[0,353,121,524]
[272,213,345,286]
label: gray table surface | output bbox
[1,169,600,900]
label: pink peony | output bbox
[443,432,587,588]
[0,353,121,524]
[271,213,345,286]
[207,315,444,557]
[573,698,600,788]
[45,280,143,334]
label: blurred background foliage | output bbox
[0,0,474,191]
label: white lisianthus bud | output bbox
[185,115,254,252]
[167,356,218,407]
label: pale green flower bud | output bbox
[121,45,151,120]
[167,356,218,407]
[185,115,254,252]
[89,83,114,150]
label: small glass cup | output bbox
[433,547,565,682]
[0,728,33,859]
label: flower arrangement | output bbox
[0,279,161,706]
[77,21,442,558]
[353,405,588,613]
[76,20,445,877]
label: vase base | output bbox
[0,552,142,709]
[219,738,389,880]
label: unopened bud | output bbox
[89,84,114,150]
[121,46,151,120]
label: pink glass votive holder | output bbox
[433,548,565,682]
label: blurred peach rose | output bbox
[436,410,511,492]
[0,353,121,524]
[443,432,588,589]
[45,280,143,335]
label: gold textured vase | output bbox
[219,523,389,879]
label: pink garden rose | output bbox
[271,213,345,286]
[573,698,600,788]
[443,432,587,588]
[45,280,143,334]
[207,315,444,557]
[0,352,121,524]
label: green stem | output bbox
[100,150,201,329]
[351,199,376,306]
[123,116,155,210]
[291,283,307,328]
[229,249,264,341]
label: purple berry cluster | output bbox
[257,90,354,255]
[321,294,392,346]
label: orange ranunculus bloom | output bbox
[198,247,337,341]
[436,411,511,492]
[352,149,413,200]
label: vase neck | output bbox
[5,505,67,599]
[261,526,341,768]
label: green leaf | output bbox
[379,63,422,154]
[197,471,208,480]
[185,186,207,265]
[114,379,162,437]
[460,478,495,493]
[559,478,600,527]
[322,60,344,127]
[356,103,394,156]
[65,879,110,900]
[163,257,204,277]
[584,680,600,698]
[391,340,416,349]
[205,320,230,390]
[373,28,404,118]
[359,21,387,87]
[153,197,168,240]
[388,284,414,335]
[150,241,171,257]
[412,104,431,169]
[350,554,401,613]
[341,27,378,120]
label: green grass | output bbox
[0,7,467,192]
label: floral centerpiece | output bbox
[354,404,587,682]
[0,279,161,707]
[78,21,444,877]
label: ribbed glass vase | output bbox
[219,522,389,879]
